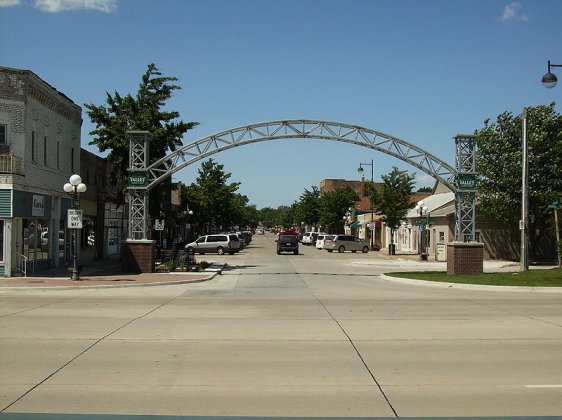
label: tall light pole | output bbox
[63,174,87,280]
[520,108,529,272]
[415,200,429,261]
[358,159,374,249]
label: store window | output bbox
[22,219,50,261]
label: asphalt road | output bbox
[1,233,561,418]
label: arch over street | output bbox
[125,121,479,276]
[144,120,457,192]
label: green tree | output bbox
[319,187,359,233]
[294,186,320,229]
[182,159,240,233]
[85,63,198,217]
[475,103,562,258]
[366,167,415,248]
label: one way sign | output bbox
[68,209,83,229]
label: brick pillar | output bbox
[122,240,155,273]
[447,242,484,275]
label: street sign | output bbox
[67,209,83,229]
[457,173,477,190]
[548,201,562,209]
[128,171,148,188]
[154,219,165,231]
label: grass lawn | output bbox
[385,268,562,287]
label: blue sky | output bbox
[1,0,560,208]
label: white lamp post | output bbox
[63,174,87,280]
[414,200,429,261]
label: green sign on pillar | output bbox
[128,171,148,188]
[457,174,477,190]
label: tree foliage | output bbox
[475,103,562,255]
[293,186,320,228]
[366,167,415,242]
[181,159,241,233]
[318,187,360,233]
[85,63,198,216]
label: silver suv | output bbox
[323,235,369,253]
[185,234,241,255]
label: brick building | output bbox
[0,66,82,276]
[0,66,127,276]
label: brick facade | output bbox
[122,240,155,273]
[447,242,484,275]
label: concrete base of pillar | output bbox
[122,240,156,273]
[447,242,484,275]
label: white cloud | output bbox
[0,0,22,7]
[415,173,435,185]
[34,0,117,13]
[501,2,529,22]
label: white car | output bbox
[316,234,335,249]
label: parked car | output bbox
[185,234,241,255]
[277,234,299,255]
[323,235,370,253]
[315,234,335,250]
[302,232,324,245]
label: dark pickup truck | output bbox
[277,234,299,255]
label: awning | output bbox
[349,221,360,229]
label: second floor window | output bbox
[0,125,6,144]
[43,136,47,165]
[32,131,37,163]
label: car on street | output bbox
[315,234,335,250]
[277,234,299,255]
[323,234,370,253]
[302,232,326,245]
[185,234,241,255]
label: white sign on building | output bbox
[67,209,83,229]
[32,195,45,217]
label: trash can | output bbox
[389,243,396,255]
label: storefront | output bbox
[0,190,70,276]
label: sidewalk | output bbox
[0,256,218,289]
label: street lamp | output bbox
[63,174,87,280]
[542,60,562,89]
[358,159,374,249]
[414,200,429,261]
[183,205,193,242]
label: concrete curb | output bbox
[380,273,562,293]
[0,264,226,292]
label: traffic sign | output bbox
[154,219,165,231]
[67,209,83,229]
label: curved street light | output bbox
[542,60,561,89]
[358,159,375,249]
[63,174,87,280]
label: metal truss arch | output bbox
[146,120,458,192]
